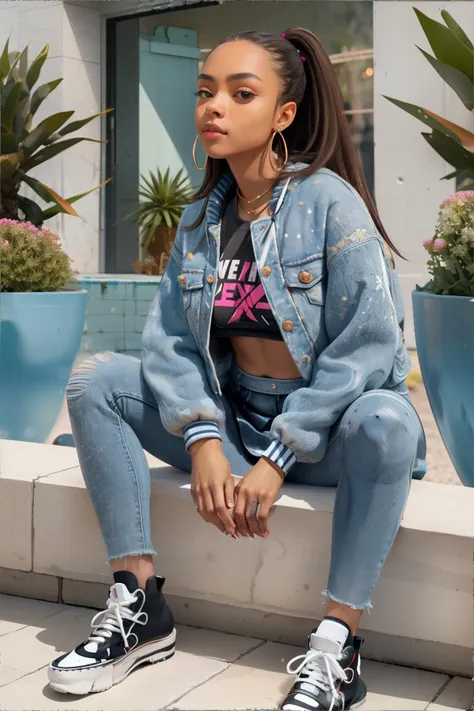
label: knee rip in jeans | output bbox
[66,352,115,399]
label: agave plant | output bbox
[385,8,474,190]
[132,167,193,253]
[0,40,111,225]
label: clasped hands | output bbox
[189,438,284,538]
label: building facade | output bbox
[1,0,473,346]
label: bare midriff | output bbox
[230,336,302,379]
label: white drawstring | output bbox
[88,590,147,650]
[286,649,349,711]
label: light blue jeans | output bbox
[67,352,426,611]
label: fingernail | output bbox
[264,531,270,538]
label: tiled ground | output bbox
[0,594,471,711]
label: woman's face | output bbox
[195,40,295,161]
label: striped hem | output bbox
[263,440,297,475]
[183,421,222,451]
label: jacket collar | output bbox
[205,161,309,229]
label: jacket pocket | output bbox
[177,269,205,311]
[281,255,325,306]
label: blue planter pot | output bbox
[0,290,87,443]
[412,290,474,487]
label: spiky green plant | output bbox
[0,40,111,225]
[385,8,474,190]
[131,167,193,252]
[0,218,73,291]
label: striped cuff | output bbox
[183,421,222,451]
[263,440,297,476]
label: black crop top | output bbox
[212,195,283,341]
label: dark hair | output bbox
[187,27,400,260]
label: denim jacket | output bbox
[142,164,411,474]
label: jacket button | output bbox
[283,320,293,332]
[299,271,313,284]
[207,275,214,284]
[178,274,185,285]
[262,266,272,276]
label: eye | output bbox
[235,90,255,101]
[194,89,212,99]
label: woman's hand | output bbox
[189,439,238,537]
[234,458,284,538]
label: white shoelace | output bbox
[286,649,351,711]
[87,590,148,650]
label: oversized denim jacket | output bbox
[142,164,411,474]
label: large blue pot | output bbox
[412,290,474,487]
[0,290,87,442]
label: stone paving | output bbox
[0,594,472,711]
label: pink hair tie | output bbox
[301,55,307,62]
[280,32,286,38]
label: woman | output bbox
[48,28,426,710]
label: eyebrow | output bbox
[198,72,263,83]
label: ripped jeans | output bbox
[67,353,426,611]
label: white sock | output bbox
[310,618,351,656]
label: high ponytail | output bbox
[188,28,400,260]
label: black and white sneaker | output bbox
[280,625,367,711]
[48,571,176,695]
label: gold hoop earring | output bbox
[192,135,208,171]
[268,130,288,172]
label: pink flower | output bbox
[433,238,447,251]
[423,238,433,249]
[441,191,474,207]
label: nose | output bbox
[205,92,226,119]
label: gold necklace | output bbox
[237,196,270,216]
[236,184,272,205]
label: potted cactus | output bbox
[386,9,474,486]
[0,220,87,443]
[0,40,111,443]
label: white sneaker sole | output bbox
[48,628,176,696]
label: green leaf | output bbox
[30,78,62,116]
[16,194,45,226]
[384,96,462,143]
[421,131,474,171]
[417,46,474,111]
[2,80,23,131]
[25,44,49,90]
[58,108,113,137]
[414,7,474,81]
[40,178,111,220]
[22,111,75,155]
[0,38,10,82]
[0,130,18,153]
[0,151,23,179]
[441,10,474,52]
[22,136,104,172]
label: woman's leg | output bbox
[49,351,255,695]
[66,351,253,584]
[280,390,424,711]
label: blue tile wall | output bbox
[78,276,162,355]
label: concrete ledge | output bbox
[1,440,473,676]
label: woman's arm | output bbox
[264,191,405,471]
[141,216,225,447]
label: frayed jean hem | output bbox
[321,589,373,613]
[107,549,157,565]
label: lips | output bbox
[203,124,226,135]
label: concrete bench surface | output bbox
[0,439,473,677]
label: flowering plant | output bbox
[0,219,73,292]
[422,191,474,297]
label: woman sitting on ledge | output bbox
[48,27,426,710]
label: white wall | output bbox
[0,0,103,273]
[374,1,474,348]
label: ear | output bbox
[275,101,297,132]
